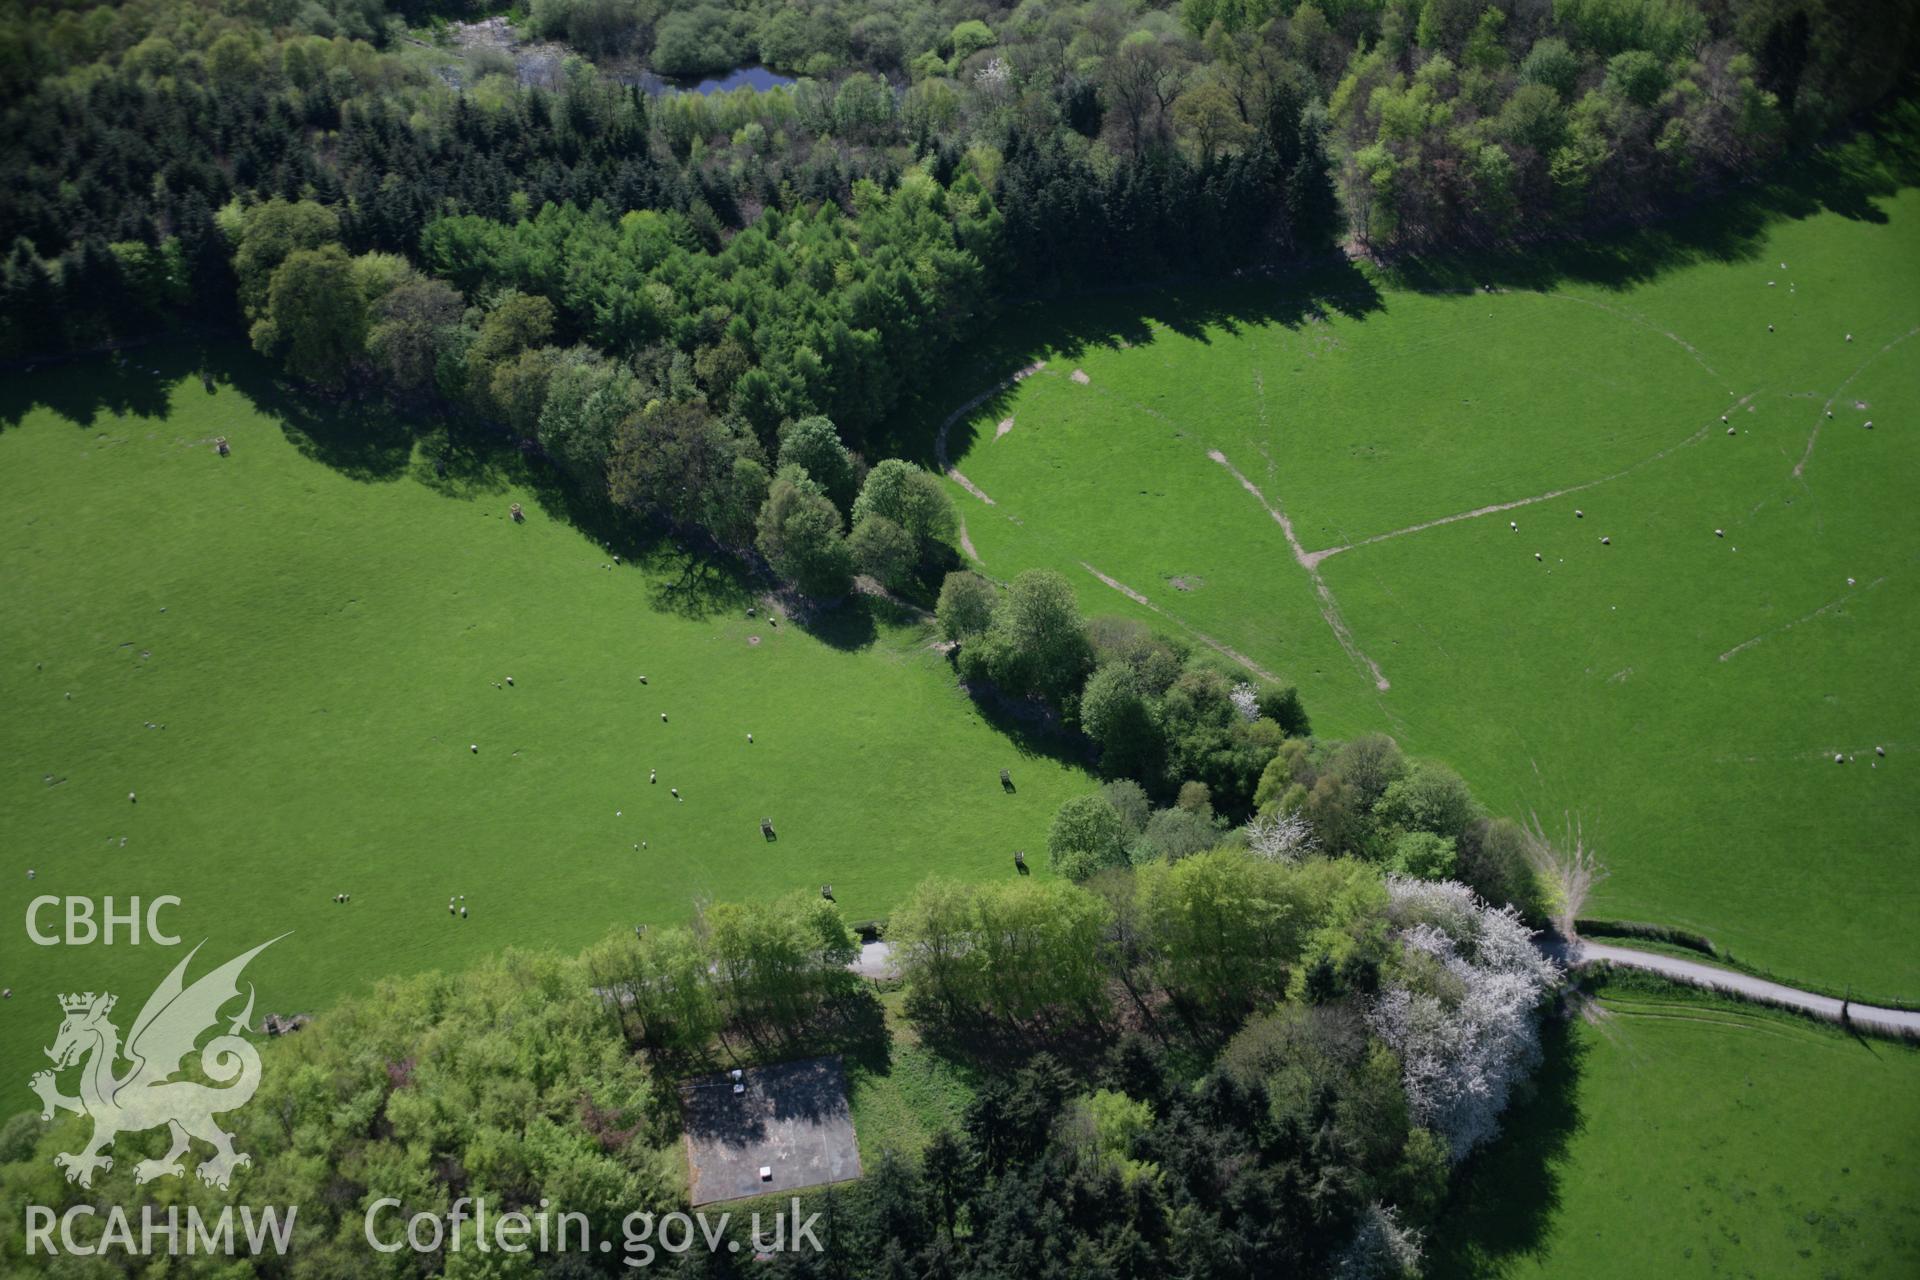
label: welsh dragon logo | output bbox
[28,936,285,1190]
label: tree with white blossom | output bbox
[1368,876,1560,1161]
[1245,809,1318,861]
[1335,1202,1424,1279]
[1229,680,1261,722]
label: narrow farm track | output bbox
[1077,561,1284,684]
[1595,1003,1844,1046]
[1305,392,1757,564]
[1549,938,1920,1038]
[1793,323,1920,478]
[934,360,1047,504]
[1717,573,1889,662]
[1204,449,1392,691]
[1542,288,1733,387]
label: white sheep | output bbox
[470,744,478,753]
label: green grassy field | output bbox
[0,350,1093,1091]
[1428,979,1920,1278]
[927,150,1920,998]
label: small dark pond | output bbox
[629,65,798,96]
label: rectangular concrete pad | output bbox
[683,1055,863,1206]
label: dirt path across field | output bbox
[1793,325,1919,478]
[956,516,982,565]
[1307,393,1757,564]
[1545,290,1730,386]
[935,361,1047,504]
[1205,450,1391,691]
[1718,574,1887,661]
[1077,562,1282,684]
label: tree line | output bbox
[933,563,1542,918]
[8,0,1911,393]
[3,0,1911,606]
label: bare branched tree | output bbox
[1522,811,1609,938]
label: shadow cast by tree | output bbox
[1420,1013,1588,1278]
[1387,100,1920,299]
[893,96,1920,472]
[0,342,191,430]
[890,257,1388,467]
[206,348,415,483]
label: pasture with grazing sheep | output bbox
[0,357,1091,1087]
[928,150,1919,999]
